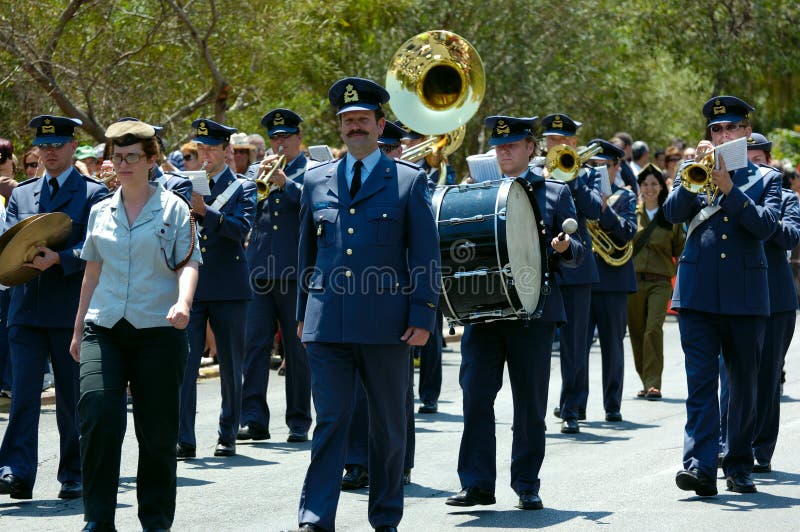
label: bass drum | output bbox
[432,178,548,325]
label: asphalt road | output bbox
[1,315,799,531]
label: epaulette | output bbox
[395,159,421,170]
[16,176,43,187]
[306,159,331,172]
[79,173,104,185]
[168,188,192,209]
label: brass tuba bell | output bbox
[386,30,485,182]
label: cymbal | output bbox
[0,213,48,255]
[0,212,73,286]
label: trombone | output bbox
[586,191,633,266]
[544,143,602,182]
[255,146,286,203]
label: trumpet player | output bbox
[537,114,603,434]
[665,96,782,496]
[583,139,638,424]
[239,108,312,443]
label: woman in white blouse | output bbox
[70,120,200,532]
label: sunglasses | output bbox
[182,153,195,161]
[268,133,295,140]
[709,123,745,134]
[25,161,39,169]
[39,142,67,150]
[110,152,144,164]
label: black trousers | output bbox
[78,319,188,528]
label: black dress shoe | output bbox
[517,490,543,510]
[403,469,411,485]
[753,461,772,473]
[81,523,116,531]
[283,523,325,531]
[0,474,32,499]
[176,443,196,459]
[287,431,309,443]
[341,465,369,490]
[675,468,717,496]
[445,486,496,506]
[605,411,622,422]
[726,472,757,493]
[560,418,579,434]
[58,480,82,499]
[214,441,236,457]
[236,423,271,441]
[553,406,561,418]
[418,400,438,414]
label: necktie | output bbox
[209,178,216,191]
[351,161,362,199]
[49,177,59,197]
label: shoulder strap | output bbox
[162,190,197,272]
[632,211,660,258]
[210,179,243,210]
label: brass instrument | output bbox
[586,190,634,266]
[386,30,485,184]
[544,143,602,182]
[680,147,719,203]
[255,147,286,202]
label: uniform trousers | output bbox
[678,310,765,478]
[457,320,555,495]
[558,284,592,420]
[241,279,311,433]
[626,278,672,391]
[345,354,415,472]
[78,320,187,528]
[0,290,11,391]
[299,342,409,531]
[417,309,443,404]
[719,310,795,465]
[179,300,248,447]
[0,325,80,489]
[582,292,628,414]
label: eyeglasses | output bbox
[182,153,195,161]
[709,123,745,134]
[25,161,39,169]
[268,133,295,140]
[39,142,67,150]
[110,152,144,164]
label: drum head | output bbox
[505,181,541,314]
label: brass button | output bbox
[345,270,352,278]
[235,256,239,260]
[202,235,208,240]
[721,253,727,259]
[347,228,354,234]
[382,213,388,218]
[349,208,356,215]
[201,247,206,253]
[273,225,278,230]
[346,249,353,255]
[275,198,280,204]
[274,211,279,216]
[723,216,729,222]
[722,234,727,240]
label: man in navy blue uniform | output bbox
[581,139,638,423]
[537,113,602,434]
[665,96,782,496]
[291,77,439,532]
[0,116,108,500]
[719,133,799,473]
[446,116,583,511]
[177,119,257,458]
[238,108,312,443]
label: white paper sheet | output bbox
[177,170,211,195]
[714,136,748,172]
[466,153,502,183]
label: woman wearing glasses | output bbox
[21,147,42,180]
[69,120,201,531]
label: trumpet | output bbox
[255,147,286,203]
[544,143,602,182]
[587,190,633,266]
[680,147,719,203]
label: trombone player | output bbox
[665,96,782,496]
[239,108,312,443]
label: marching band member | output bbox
[446,116,583,511]
[177,119,257,459]
[538,113,602,434]
[70,120,200,531]
[666,96,782,496]
[0,116,108,501]
[719,133,800,473]
[582,139,638,423]
[292,77,439,532]
[239,108,312,443]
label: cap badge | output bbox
[747,136,755,144]
[198,122,209,135]
[552,116,563,129]
[713,100,726,116]
[495,120,510,135]
[343,84,359,103]
[273,113,284,125]
[41,124,55,134]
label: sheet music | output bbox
[594,165,612,196]
[177,170,211,195]
[714,136,747,172]
[308,145,334,162]
[466,153,503,183]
